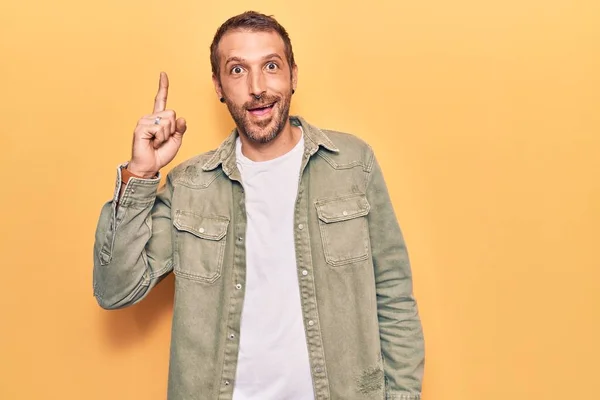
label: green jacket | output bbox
[93,116,425,399]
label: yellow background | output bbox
[1,0,598,399]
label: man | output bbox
[93,10,425,400]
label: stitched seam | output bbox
[173,169,222,189]
[149,260,173,280]
[317,151,365,170]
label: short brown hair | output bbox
[210,11,296,79]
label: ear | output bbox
[291,64,298,93]
[212,74,223,100]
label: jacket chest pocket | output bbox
[315,194,371,267]
[173,210,229,283]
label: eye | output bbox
[231,66,244,74]
[265,62,278,71]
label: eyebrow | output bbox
[225,53,284,67]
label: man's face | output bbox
[213,29,297,144]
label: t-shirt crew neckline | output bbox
[235,127,305,169]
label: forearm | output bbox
[93,165,173,309]
[377,262,425,399]
[365,153,425,398]
[376,235,425,398]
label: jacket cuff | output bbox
[113,162,161,207]
[386,392,421,400]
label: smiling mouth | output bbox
[247,102,276,116]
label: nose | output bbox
[248,70,266,100]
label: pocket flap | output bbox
[315,194,370,223]
[174,210,229,240]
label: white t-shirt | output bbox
[232,132,314,400]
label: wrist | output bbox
[121,165,158,183]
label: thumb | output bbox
[175,117,187,135]
[159,133,184,162]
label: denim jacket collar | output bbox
[201,115,339,173]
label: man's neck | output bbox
[239,121,302,162]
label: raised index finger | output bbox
[153,71,169,113]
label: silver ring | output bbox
[154,116,162,125]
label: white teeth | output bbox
[251,104,273,111]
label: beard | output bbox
[224,88,292,144]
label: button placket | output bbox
[293,155,330,397]
[219,182,246,398]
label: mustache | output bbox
[244,94,280,110]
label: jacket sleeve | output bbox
[92,164,175,310]
[365,152,425,400]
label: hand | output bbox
[127,72,187,178]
